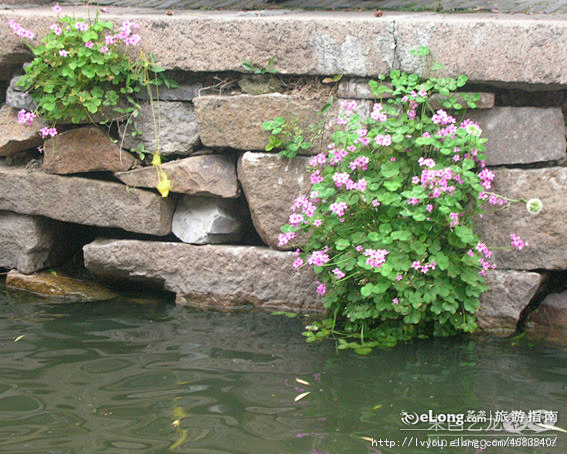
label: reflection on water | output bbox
[0,287,565,454]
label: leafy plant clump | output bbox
[278,49,526,353]
[9,5,175,195]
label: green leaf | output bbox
[335,239,350,251]
[380,161,399,178]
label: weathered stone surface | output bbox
[6,270,117,302]
[121,101,200,157]
[0,211,75,274]
[115,154,238,198]
[194,94,366,154]
[478,270,543,336]
[6,75,37,111]
[475,168,567,270]
[83,239,322,312]
[238,152,311,249]
[2,12,567,85]
[429,92,495,110]
[194,94,325,152]
[0,165,174,235]
[136,83,202,101]
[172,196,243,244]
[0,105,44,156]
[42,126,139,174]
[469,107,566,166]
[394,15,567,85]
[338,79,393,99]
[526,291,567,344]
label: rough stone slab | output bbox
[83,239,322,312]
[194,94,327,152]
[477,270,543,336]
[6,75,37,111]
[0,166,174,235]
[172,196,243,244]
[42,126,139,174]
[394,15,567,85]
[136,83,202,102]
[2,12,567,85]
[0,105,44,156]
[475,167,567,270]
[194,94,367,154]
[469,107,566,166]
[429,92,495,110]
[115,154,238,198]
[121,101,200,157]
[6,270,117,302]
[238,152,312,249]
[526,291,567,344]
[0,211,75,274]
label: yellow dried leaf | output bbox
[294,392,311,402]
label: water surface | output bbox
[0,287,565,453]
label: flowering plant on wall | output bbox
[8,4,174,196]
[278,48,528,353]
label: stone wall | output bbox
[0,7,566,339]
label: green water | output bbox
[0,289,565,454]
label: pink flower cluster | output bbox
[40,127,58,139]
[363,248,389,269]
[308,249,330,267]
[308,152,327,167]
[510,234,528,250]
[8,19,34,40]
[316,281,327,296]
[278,231,295,247]
[414,167,459,199]
[74,21,89,32]
[105,20,141,47]
[418,157,436,168]
[332,268,345,279]
[50,24,62,35]
[374,134,392,146]
[478,168,495,190]
[354,128,370,146]
[478,192,508,206]
[329,201,348,217]
[370,103,387,122]
[411,260,436,274]
[349,155,369,171]
[432,109,456,126]
[17,109,36,126]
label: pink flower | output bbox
[50,24,62,35]
[407,198,419,205]
[308,250,330,267]
[349,156,369,171]
[426,204,433,213]
[59,49,68,57]
[372,199,380,207]
[510,234,528,250]
[374,134,392,146]
[8,19,34,40]
[396,275,403,281]
[53,3,62,13]
[392,298,399,304]
[313,219,322,227]
[85,41,94,49]
[100,46,109,54]
[101,7,109,13]
[341,100,357,111]
[330,201,348,217]
[124,34,141,46]
[40,127,57,139]
[293,257,304,269]
[289,213,305,227]
[332,268,345,279]
[363,249,389,269]
[316,282,327,296]
[17,109,35,126]
[332,172,351,188]
[278,231,295,247]
[75,22,89,32]
[310,170,324,185]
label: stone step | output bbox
[83,238,321,312]
[0,166,175,235]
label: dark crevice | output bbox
[516,270,567,332]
